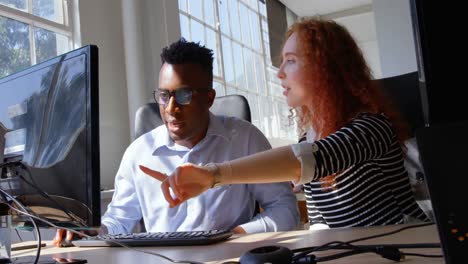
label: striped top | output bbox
[300,113,429,228]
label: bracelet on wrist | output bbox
[205,163,222,188]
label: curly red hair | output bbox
[285,18,409,144]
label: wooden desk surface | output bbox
[11,224,443,264]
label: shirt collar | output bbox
[152,112,230,153]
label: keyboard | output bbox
[72,229,233,247]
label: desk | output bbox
[12,224,443,264]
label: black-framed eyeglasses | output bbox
[153,87,195,106]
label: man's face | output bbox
[158,63,215,148]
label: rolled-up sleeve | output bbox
[291,142,319,185]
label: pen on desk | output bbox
[11,243,47,251]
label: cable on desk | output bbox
[1,202,203,264]
[293,222,434,255]
[308,245,405,262]
[291,222,442,263]
[309,245,444,262]
[402,252,444,258]
[347,222,434,244]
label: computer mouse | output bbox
[239,245,293,264]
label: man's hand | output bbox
[52,229,75,247]
[139,163,214,208]
[52,226,106,247]
[232,226,247,234]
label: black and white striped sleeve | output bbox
[292,113,396,183]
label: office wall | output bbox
[76,0,180,190]
[78,0,130,189]
[332,11,382,79]
[137,0,181,122]
[373,0,417,77]
[271,2,383,80]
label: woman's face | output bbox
[277,32,312,108]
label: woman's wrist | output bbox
[204,162,232,188]
[205,163,222,188]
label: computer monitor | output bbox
[410,1,468,263]
[0,45,100,229]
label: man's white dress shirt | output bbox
[102,114,299,234]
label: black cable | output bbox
[17,164,88,227]
[15,228,23,242]
[2,161,89,227]
[293,240,355,259]
[292,223,437,261]
[3,203,204,264]
[314,248,370,262]
[403,252,444,258]
[312,246,444,262]
[0,189,41,264]
[20,163,87,225]
[293,242,440,253]
[18,163,39,188]
[347,223,434,244]
[311,245,406,262]
[336,243,441,249]
[0,161,54,240]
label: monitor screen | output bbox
[0,45,100,228]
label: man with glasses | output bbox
[53,38,299,245]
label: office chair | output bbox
[376,71,424,134]
[135,94,251,138]
[375,72,433,220]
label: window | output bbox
[178,0,296,142]
[0,0,74,78]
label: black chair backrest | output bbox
[376,71,424,135]
[134,94,251,139]
[376,72,433,212]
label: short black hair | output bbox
[160,38,214,80]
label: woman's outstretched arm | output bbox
[140,145,301,207]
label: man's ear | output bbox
[207,88,216,108]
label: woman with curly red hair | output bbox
[141,18,429,228]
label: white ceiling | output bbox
[278,0,372,17]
